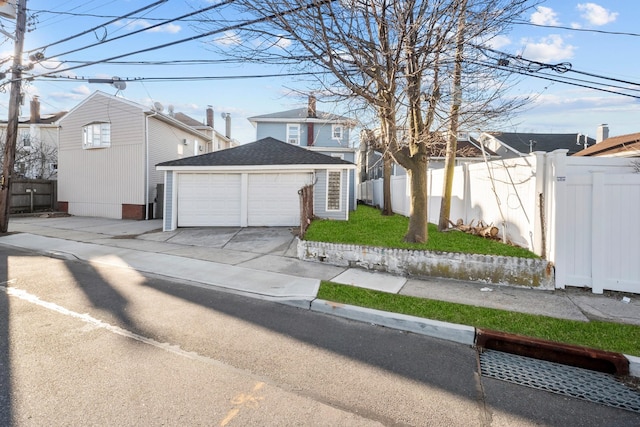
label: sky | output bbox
[0,0,637,144]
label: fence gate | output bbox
[10,179,57,213]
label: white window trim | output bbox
[82,121,111,149]
[325,169,342,212]
[286,123,300,145]
[332,124,343,141]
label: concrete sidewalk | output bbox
[2,215,639,375]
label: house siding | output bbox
[58,92,146,218]
[314,169,348,220]
[255,121,351,148]
[147,117,204,209]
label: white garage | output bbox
[157,137,355,232]
[176,171,312,227]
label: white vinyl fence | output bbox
[358,150,640,294]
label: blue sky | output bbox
[0,0,637,144]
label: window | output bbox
[332,125,343,140]
[326,170,341,211]
[82,122,111,149]
[286,124,300,145]
[20,131,32,148]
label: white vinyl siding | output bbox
[286,124,300,145]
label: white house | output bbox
[57,91,229,220]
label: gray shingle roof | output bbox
[248,107,349,122]
[488,132,595,155]
[157,137,354,167]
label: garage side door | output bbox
[177,173,241,226]
[248,173,312,226]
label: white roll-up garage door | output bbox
[248,173,312,226]
[177,173,241,226]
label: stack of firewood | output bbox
[447,219,499,239]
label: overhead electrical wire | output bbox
[25,0,168,54]
[42,0,235,61]
[509,20,640,38]
[25,0,334,81]
[35,71,328,82]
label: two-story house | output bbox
[247,96,357,210]
[0,96,66,179]
[57,90,230,220]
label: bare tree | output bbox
[0,132,57,179]
[200,0,535,242]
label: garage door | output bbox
[177,173,241,226]
[248,173,312,226]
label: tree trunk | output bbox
[404,155,428,243]
[381,152,393,215]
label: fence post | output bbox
[547,149,568,289]
[591,172,604,294]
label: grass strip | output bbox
[318,281,640,357]
[305,205,538,258]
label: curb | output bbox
[309,299,476,345]
[307,299,640,379]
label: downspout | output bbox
[145,111,158,220]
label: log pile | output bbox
[448,219,499,239]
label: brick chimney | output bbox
[30,95,40,123]
[206,106,213,128]
[307,95,316,118]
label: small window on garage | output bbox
[326,170,341,211]
[82,122,111,149]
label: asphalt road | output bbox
[1,245,638,426]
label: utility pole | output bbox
[438,0,466,231]
[0,0,27,233]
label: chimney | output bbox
[206,105,213,127]
[30,95,40,123]
[596,124,609,143]
[307,95,316,118]
[224,113,231,139]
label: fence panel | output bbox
[10,179,56,213]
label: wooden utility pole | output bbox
[0,0,27,233]
[438,0,466,231]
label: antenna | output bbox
[111,78,126,91]
[153,101,164,112]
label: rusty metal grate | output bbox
[479,349,640,413]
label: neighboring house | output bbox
[156,137,355,231]
[57,90,219,220]
[359,129,499,180]
[172,107,237,151]
[479,131,596,159]
[248,96,357,210]
[0,96,66,179]
[573,132,640,157]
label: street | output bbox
[0,245,638,426]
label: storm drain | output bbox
[479,349,640,413]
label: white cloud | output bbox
[531,6,559,25]
[114,19,181,34]
[487,35,511,49]
[576,3,618,26]
[275,37,292,49]
[521,35,575,63]
[214,30,242,46]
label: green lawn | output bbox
[306,205,639,356]
[305,204,537,258]
[319,282,640,356]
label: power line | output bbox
[35,71,327,83]
[25,0,333,81]
[509,20,640,38]
[25,0,168,54]
[42,0,235,61]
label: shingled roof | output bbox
[487,132,594,155]
[157,137,354,167]
[574,132,640,157]
[248,107,350,123]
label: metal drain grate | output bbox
[479,349,640,413]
